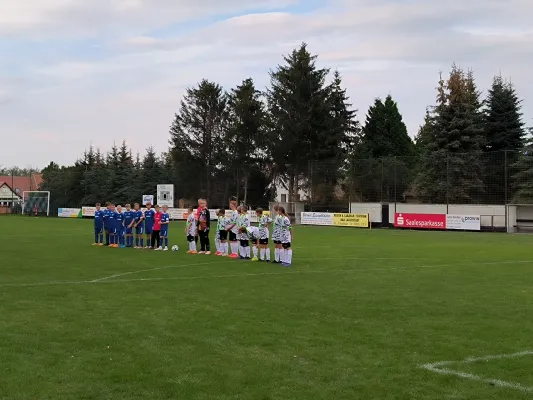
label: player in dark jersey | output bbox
[123,204,135,248]
[114,205,126,248]
[160,205,170,251]
[93,203,105,246]
[132,203,144,248]
[144,202,155,249]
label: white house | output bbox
[273,176,310,203]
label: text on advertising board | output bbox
[333,213,369,228]
[394,213,446,229]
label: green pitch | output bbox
[1,217,533,400]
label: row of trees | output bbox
[22,43,532,209]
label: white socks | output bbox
[259,248,271,261]
[230,242,238,255]
[274,248,280,262]
[284,249,292,264]
[215,239,221,252]
[252,247,258,258]
[245,246,251,258]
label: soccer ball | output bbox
[171,245,179,252]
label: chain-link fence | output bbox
[3,150,533,216]
[306,150,533,209]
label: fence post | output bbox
[309,160,313,212]
[504,150,508,232]
[11,169,14,214]
[394,156,398,213]
[380,158,384,203]
[446,153,449,213]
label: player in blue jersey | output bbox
[144,202,155,249]
[102,201,111,246]
[114,205,126,248]
[93,203,105,246]
[160,204,170,251]
[108,204,117,247]
[124,204,135,248]
[132,203,144,249]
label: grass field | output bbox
[1,216,533,399]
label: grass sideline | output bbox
[1,216,533,399]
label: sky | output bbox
[0,0,532,169]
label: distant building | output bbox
[273,176,310,203]
[0,174,42,208]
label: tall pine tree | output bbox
[413,65,485,203]
[267,43,343,202]
[352,95,414,202]
[484,75,526,203]
[226,78,267,204]
[169,79,228,203]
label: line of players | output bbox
[185,200,293,266]
[93,202,170,250]
[92,199,293,266]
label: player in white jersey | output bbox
[272,204,283,263]
[242,225,259,260]
[278,206,293,267]
[237,205,251,259]
[256,208,272,262]
[226,199,240,258]
[215,209,227,256]
[185,206,197,254]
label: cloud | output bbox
[0,0,532,167]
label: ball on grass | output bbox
[171,245,179,252]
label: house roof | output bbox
[0,174,42,198]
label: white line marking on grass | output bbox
[1,260,533,289]
[421,351,533,393]
[91,261,231,282]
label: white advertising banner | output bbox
[58,208,81,218]
[156,184,174,207]
[446,214,481,231]
[142,195,154,205]
[301,212,334,226]
[81,206,96,217]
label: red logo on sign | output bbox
[394,213,446,229]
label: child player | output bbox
[278,206,293,267]
[256,208,272,262]
[197,199,211,255]
[132,203,144,248]
[151,205,162,250]
[160,205,170,251]
[124,204,135,248]
[272,205,283,263]
[108,204,117,247]
[226,199,240,259]
[103,201,111,246]
[185,206,197,254]
[93,203,105,246]
[144,202,155,249]
[214,209,223,256]
[216,209,229,256]
[115,204,126,248]
[242,225,261,260]
[237,205,251,259]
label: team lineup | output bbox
[92,199,293,267]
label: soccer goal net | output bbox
[22,191,50,216]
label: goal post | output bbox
[22,191,51,216]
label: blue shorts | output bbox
[160,228,168,237]
[125,226,133,235]
[116,227,125,236]
[135,225,144,235]
[94,225,103,234]
[145,225,153,235]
